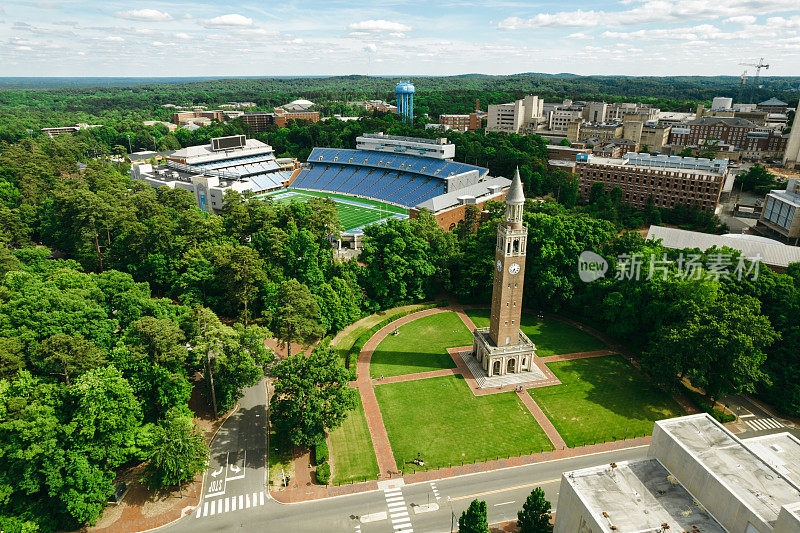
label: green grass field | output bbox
[375,375,554,470]
[369,311,472,378]
[464,309,607,357]
[529,355,685,447]
[328,395,379,485]
[258,189,408,232]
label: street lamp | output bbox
[125,134,132,154]
[179,468,184,498]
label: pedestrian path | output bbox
[744,417,784,431]
[195,490,266,518]
[515,390,567,450]
[429,481,441,501]
[384,487,413,533]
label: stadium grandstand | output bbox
[286,134,511,248]
[130,135,299,213]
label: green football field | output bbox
[257,189,408,233]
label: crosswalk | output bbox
[430,481,441,501]
[744,417,784,432]
[384,487,413,533]
[195,490,266,518]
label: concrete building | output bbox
[171,110,225,125]
[712,96,734,110]
[555,414,800,533]
[277,99,315,112]
[549,106,585,133]
[130,136,297,213]
[356,132,455,159]
[546,144,592,161]
[647,225,800,270]
[143,120,177,132]
[348,99,398,113]
[567,122,624,144]
[783,110,800,169]
[606,102,659,122]
[41,123,102,137]
[574,153,727,211]
[757,178,800,245]
[487,95,545,134]
[411,177,510,231]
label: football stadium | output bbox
[284,133,513,248]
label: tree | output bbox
[144,408,208,491]
[459,499,489,533]
[517,487,552,533]
[273,279,324,357]
[35,333,105,386]
[735,165,776,194]
[270,347,357,446]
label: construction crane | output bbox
[739,58,769,103]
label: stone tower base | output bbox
[472,327,537,377]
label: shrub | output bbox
[315,462,331,485]
[314,441,329,465]
[684,387,737,423]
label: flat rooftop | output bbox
[658,416,800,527]
[567,458,725,533]
[744,433,800,487]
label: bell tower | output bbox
[488,168,527,346]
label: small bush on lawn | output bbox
[316,462,331,484]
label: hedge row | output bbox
[314,441,329,466]
[684,387,737,423]
[315,462,331,485]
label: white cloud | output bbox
[724,15,756,24]
[98,36,125,42]
[0,6,5,14]
[289,38,304,44]
[348,20,412,32]
[115,9,173,22]
[36,2,59,9]
[568,32,593,39]
[363,43,378,52]
[389,32,406,38]
[498,12,599,29]
[175,32,192,40]
[205,14,253,27]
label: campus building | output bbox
[567,122,624,144]
[758,97,790,114]
[669,117,763,151]
[471,169,538,377]
[756,178,800,245]
[348,99,398,113]
[129,135,298,213]
[41,123,102,137]
[171,110,225,125]
[783,111,800,169]
[555,414,800,533]
[574,153,728,211]
[486,95,545,134]
[241,109,321,133]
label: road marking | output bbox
[448,478,561,501]
[384,487,413,533]
[386,496,405,503]
[239,494,243,509]
[746,418,783,431]
[209,500,215,516]
[494,501,516,506]
[231,496,236,511]
[387,501,406,509]
[740,414,756,418]
[224,497,229,513]
[246,493,251,508]
[196,504,202,518]
[391,511,409,519]
[260,490,265,505]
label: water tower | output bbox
[395,81,415,122]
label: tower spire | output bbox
[506,167,525,205]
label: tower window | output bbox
[506,302,509,307]
[513,239,519,253]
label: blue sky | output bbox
[0,0,799,77]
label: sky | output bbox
[0,0,799,77]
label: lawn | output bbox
[464,308,607,357]
[375,375,553,470]
[529,355,685,447]
[267,427,294,488]
[328,395,379,485]
[369,311,472,378]
[329,303,433,371]
[258,189,408,232]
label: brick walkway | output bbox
[356,307,449,478]
[515,391,567,449]
[372,367,461,385]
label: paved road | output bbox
[722,393,799,438]
[164,386,797,533]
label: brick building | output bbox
[758,97,789,114]
[574,153,727,211]
[241,110,320,133]
[668,117,760,150]
[171,110,225,125]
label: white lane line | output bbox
[394,522,412,529]
[209,500,215,516]
[203,501,209,517]
[766,418,783,428]
[196,504,202,518]
[390,511,409,519]
[260,490,265,505]
[253,492,258,506]
[740,414,756,418]
[231,496,236,512]
[387,502,407,510]
[246,493,251,508]
[239,494,243,509]
[385,496,405,503]
[494,501,516,506]
[747,420,765,430]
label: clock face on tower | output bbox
[508,263,520,275]
[496,259,502,272]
